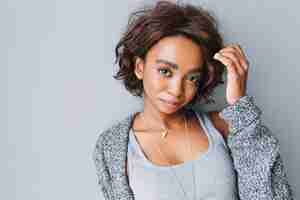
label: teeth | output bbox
[166,101,177,105]
[161,99,178,106]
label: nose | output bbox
[168,77,184,99]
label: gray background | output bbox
[3,0,299,199]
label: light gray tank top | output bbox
[127,110,238,200]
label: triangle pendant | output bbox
[161,129,168,139]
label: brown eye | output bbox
[158,68,172,77]
[187,73,202,83]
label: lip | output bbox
[160,99,181,107]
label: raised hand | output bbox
[213,44,250,105]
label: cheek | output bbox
[184,84,198,98]
[143,69,167,91]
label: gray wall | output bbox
[4,0,299,199]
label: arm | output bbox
[92,131,113,200]
[218,95,294,200]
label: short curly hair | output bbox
[113,0,225,106]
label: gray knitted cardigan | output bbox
[92,95,294,200]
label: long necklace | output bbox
[139,111,196,200]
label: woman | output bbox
[93,1,293,200]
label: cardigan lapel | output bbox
[103,111,139,200]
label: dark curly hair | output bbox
[113,0,226,106]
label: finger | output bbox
[220,45,249,71]
[232,44,249,70]
[216,52,245,76]
[224,44,245,58]
[213,53,239,76]
[219,49,243,67]
[234,44,246,59]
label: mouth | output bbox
[160,99,181,108]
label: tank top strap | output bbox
[194,110,227,147]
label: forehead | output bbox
[145,36,205,69]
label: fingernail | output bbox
[214,53,219,59]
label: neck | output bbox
[139,96,187,130]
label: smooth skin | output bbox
[132,35,249,166]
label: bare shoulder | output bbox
[207,110,230,139]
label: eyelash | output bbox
[157,67,201,83]
[158,68,172,77]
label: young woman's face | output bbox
[134,35,205,114]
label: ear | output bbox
[134,56,145,80]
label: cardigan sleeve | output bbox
[92,130,113,200]
[219,95,294,200]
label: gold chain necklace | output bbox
[139,111,196,200]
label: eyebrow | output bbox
[155,59,203,73]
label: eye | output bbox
[186,73,202,84]
[158,68,172,77]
